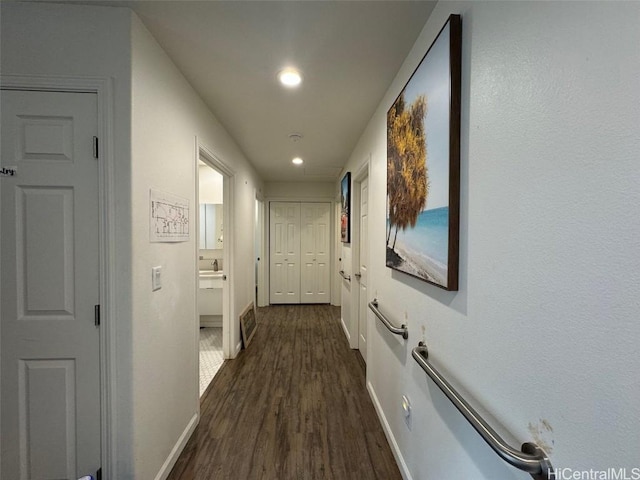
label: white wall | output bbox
[341,2,640,479]
[131,13,263,480]
[199,164,223,204]
[265,180,335,200]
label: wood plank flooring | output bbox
[167,305,402,480]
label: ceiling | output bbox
[37,0,437,182]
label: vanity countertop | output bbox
[199,270,224,278]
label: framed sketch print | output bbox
[386,14,461,291]
[340,171,351,243]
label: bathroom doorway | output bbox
[197,143,234,398]
[197,160,224,396]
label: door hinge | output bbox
[93,136,99,159]
[94,304,101,326]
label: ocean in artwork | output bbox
[387,206,449,285]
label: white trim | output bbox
[196,140,236,361]
[254,194,267,307]
[332,201,342,307]
[153,413,199,480]
[368,381,412,480]
[340,317,351,342]
[354,156,370,183]
[351,156,371,356]
[1,74,116,479]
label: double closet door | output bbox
[270,202,331,304]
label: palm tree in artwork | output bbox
[387,92,429,251]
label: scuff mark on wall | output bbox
[528,419,554,454]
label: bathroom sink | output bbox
[199,270,224,278]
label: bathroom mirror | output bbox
[199,203,223,249]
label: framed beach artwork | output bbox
[386,14,461,291]
[340,171,351,243]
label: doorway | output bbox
[196,142,235,397]
[197,160,224,396]
[269,202,331,304]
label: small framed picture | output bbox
[340,172,351,243]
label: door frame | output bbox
[196,140,236,359]
[1,74,116,477]
[255,193,267,307]
[351,157,370,355]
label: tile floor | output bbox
[199,327,224,397]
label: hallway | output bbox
[168,305,401,480]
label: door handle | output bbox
[354,272,362,279]
[222,275,227,281]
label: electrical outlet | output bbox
[402,395,412,430]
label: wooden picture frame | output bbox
[340,171,351,243]
[386,14,461,291]
[239,302,257,348]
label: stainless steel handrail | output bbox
[339,270,351,282]
[368,299,408,340]
[412,343,553,480]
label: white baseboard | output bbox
[340,317,352,344]
[367,381,412,480]
[234,341,242,356]
[199,315,222,328]
[153,412,199,480]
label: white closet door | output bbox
[269,202,301,303]
[300,203,331,304]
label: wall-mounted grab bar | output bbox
[339,270,351,282]
[411,343,553,480]
[368,299,408,340]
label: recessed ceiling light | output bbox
[278,68,303,88]
[292,157,303,165]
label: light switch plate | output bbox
[152,266,162,291]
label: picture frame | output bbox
[239,302,257,348]
[385,14,461,291]
[340,171,351,243]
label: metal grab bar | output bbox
[368,299,408,340]
[412,343,553,480]
[339,270,351,282]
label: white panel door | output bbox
[269,202,300,303]
[1,91,101,479]
[300,203,331,304]
[358,178,369,362]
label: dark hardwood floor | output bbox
[167,305,402,480]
